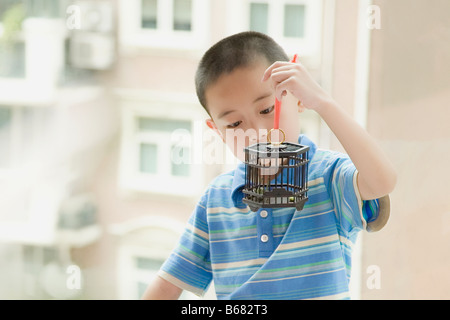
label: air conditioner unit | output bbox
[69,0,115,70]
[70,32,115,70]
[74,0,114,33]
[58,194,97,230]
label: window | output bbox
[283,4,306,38]
[139,0,194,33]
[141,0,157,29]
[133,255,199,299]
[0,1,26,79]
[136,117,192,180]
[135,256,165,298]
[173,0,192,31]
[119,0,209,50]
[228,0,323,61]
[139,143,157,174]
[0,41,26,79]
[249,3,268,34]
[112,217,210,299]
[0,106,57,173]
[118,91,204,197]
[0,106,12,168]
[0,0,64,20]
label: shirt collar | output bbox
[231,134,317,206]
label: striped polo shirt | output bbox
[158,135,389,300]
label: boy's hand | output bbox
[261,60,332,113]
[263,59,397,201]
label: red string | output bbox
[272,54,298,131]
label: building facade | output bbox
[0,0,448,299]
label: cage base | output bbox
[243,196,308,212]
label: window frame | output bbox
[111,216,202,300]
[118,90,205,197]
[227,0,323,63]
[118,0,210,51]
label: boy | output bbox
[142,31,396,300]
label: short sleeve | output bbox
[158,192,213,296]
[322,153,389,236]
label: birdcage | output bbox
[241,53,309,212]
[242,138,309,212]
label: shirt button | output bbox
[260,210,268,218]
[260,234,269,243]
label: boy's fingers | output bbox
[261,61,292,82]
[274,80,290,101]
[269,68,295,83]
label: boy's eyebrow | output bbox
[218,93,272,119]
[253,92,272,104]
[218,109,236,119]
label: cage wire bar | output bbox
[243,142,309,212]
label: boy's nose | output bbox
[245,119,268,144]
[258,129,267,143]
[248,128,267,144]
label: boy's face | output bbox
[205,58,302,162]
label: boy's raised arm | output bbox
[263,60,397,200]
[315,100,397,200]
[141,275,183,300]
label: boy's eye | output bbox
[227,121,242,128]
[260,105,274,115]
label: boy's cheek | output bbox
[224,139,246,162]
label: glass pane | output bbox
[173,0,192,31]
[138,118,191,133]
[137,281,148,298]
[171,144,190,177]
[140,143,157,174]
[250,3,268,34]
[26,0,60,18]
[0,107,12,167]
[142,0,157,29]
[0,41,25,79]
[0,1,25,20]
[284,4,306,38]
[0,107,11,129]
[135,257,163,270]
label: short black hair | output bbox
[195,31,289,113]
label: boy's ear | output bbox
[205,119,224,140]
[297,100,306,113]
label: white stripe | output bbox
[308,177,323,187]
[207,206,250,214]
[212,258,268,270]
[186,223,209,240]
[339,235,354,249]
[291,209,334,222]
[277,234,339,252]
[248,267,346,284]
[210,235,257,244]
[157,270,205,297]
[172,252,212,273]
